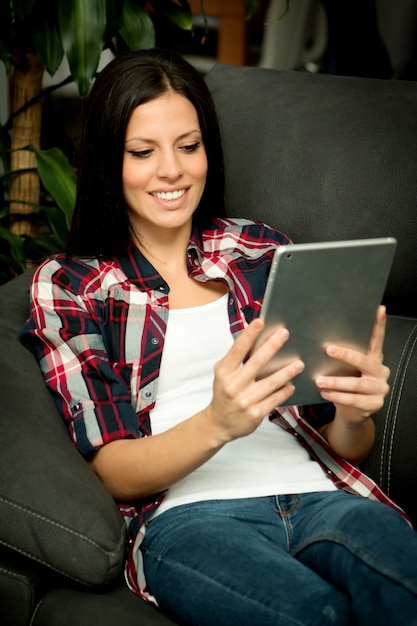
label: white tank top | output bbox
[150,293,335,517]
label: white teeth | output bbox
[152,189,186,201]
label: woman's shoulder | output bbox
[31,254,120,295]
[33,254,100,279]
[205,217,292,247]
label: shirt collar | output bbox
[116,223,206,291]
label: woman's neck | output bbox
[133,223,192,273]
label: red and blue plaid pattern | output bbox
[21,217,409,602]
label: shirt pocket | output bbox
[111,359,141,407]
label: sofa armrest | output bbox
[0,272,125,587]
[360,314,417,527]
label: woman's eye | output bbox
[128,149,152,158]
[181,142,201,153]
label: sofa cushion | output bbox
[31,580,178,626]
[0,271,125,586]
[0,545,57,626]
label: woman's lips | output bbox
[151,188,187,201]
[149,187,190,208]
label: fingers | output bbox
[367,305,387,361]
[316,371,389,413]
[220,318,289,377]
[210,354,304,441]
[210,320,305,440]
[316,343,390,397]
[238,358,305,408]
[321,304,387,378]
[215,319,305,403]
[314,307,390,416]
[316,367,390,394]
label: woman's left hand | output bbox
[316,305,390,423]
[315,306,390,462]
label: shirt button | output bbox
[145,391,152,398]
[151,337,159,345]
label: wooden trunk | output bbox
[9,49,44,237]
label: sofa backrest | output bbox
[205,64,417,318]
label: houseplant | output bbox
[0,0,197,283]
[0,0,268,284]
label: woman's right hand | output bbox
[89,318,304,501]
[206,318,305,444]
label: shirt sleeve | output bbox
[20,259,141,458]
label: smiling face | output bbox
[122,91,208,244]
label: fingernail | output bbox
[279,328,289,340]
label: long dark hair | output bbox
[65,48,226,258]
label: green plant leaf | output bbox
[9,0,37,21]
[119,0,155,50]
[27,146,76,229]
[38,203,70,247]
[0,226,27,271]
[32,8,65,76]
[245,0,259,19]
[58,0,107,96]
[0,205,10,219]
[149,0,193,31]
[28,230,64,254]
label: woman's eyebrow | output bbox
[125,129,202,145]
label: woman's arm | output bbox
[24,260,305,502]
[88,409,226,501]
[21,260,143,453]
[89,319,305,500]
[318,413,376,465]
[316,305,389,464]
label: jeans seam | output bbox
[293,530,417,595]
[275,494,300,550]
[144,549,335,626]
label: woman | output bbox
[22,49,417,625]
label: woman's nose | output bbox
[157,149,183,180]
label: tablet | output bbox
[255,237,397,406]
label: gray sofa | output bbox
[1,63,417,625]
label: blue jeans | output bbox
[141,491,417,626]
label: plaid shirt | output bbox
[21,217,409,603]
